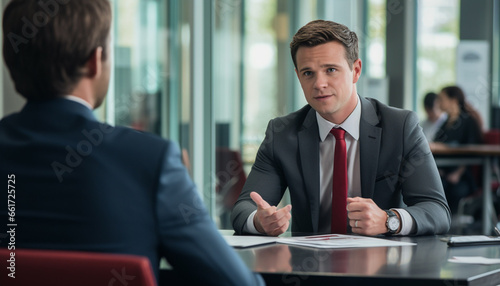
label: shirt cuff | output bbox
[392,208,416,235]
[242,210,261,234]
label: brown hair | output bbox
[3,0,112,101]
[290,20,359,70]
[440,85,484,131]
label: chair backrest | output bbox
[0,248,157,286]
[484,129,500,145]
[216,147,247,209]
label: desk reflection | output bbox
[288,246,389,275]
[161,236,500,285]
[250,238,424,276]
[255,244,292,272]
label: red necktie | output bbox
[330,128,347,234]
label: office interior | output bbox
[1,0,499,234]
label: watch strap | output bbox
[385,209,399,235]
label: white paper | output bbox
[223,235,280,248]
[277,234,416,249]
[449,235,500,242]
[447,235,500,244]
[448,256,500,265]
[223,234,416,249]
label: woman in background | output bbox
[432,86,483,214]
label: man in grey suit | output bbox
[232,20,450,237]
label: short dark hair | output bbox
[3,0,112,101]
[290,20,359,70]
[440,86,466,111]
[423,92,438,110]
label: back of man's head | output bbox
[2,0,111,101]
[423,92,438,110]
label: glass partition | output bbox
[212,0,362,228]
[109,0,364,229]
[112,0,167,135]
[416,0,460,117]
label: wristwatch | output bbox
[385,209,400,234]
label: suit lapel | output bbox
[298,107,321,232]
[359,97,382,199]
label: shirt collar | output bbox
[316,95,361,142]
[63,95,93,110]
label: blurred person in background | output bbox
[420,92,447,142]
[432,86,484,214]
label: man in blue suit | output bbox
[0,0,263,285]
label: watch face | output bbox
[388,217,400,231]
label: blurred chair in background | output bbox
[455,129,500,234]
[216,147,247,229]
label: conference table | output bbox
[160,234,500,285]
[431,143,500,235]
[237,235,500,285]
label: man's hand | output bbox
[346,197,387,236]
[250,192,292,236]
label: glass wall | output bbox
[104,0,494,228]
[365,0,386,79]
[111,0,197,173]
[111,0,168,135]
[108,0,375,229]
[415,0,460,117]
[357,0,388,104]
[241,0,280,170]
[212,0,245,227]
[494,0,500,128]
[212,0,363,228]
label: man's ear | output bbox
[352,58,362,84]
[85,47,103,78]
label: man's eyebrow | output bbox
[321,63,340,69]
[298,67,311,73]
[298,63,340,73]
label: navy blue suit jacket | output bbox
[0,98,263,285]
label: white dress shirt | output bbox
[64,95,93,110]
[245,96,415,235]
[420,113,448,142]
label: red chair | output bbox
[484,129,500,193]
[216,147,247,228]
[216,148,246,209]
[0,248,157,286]
[484,129,500,145]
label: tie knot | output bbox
[330,128,345,140]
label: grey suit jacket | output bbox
[232,96,451,235]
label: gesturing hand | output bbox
[250,192,292,236]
